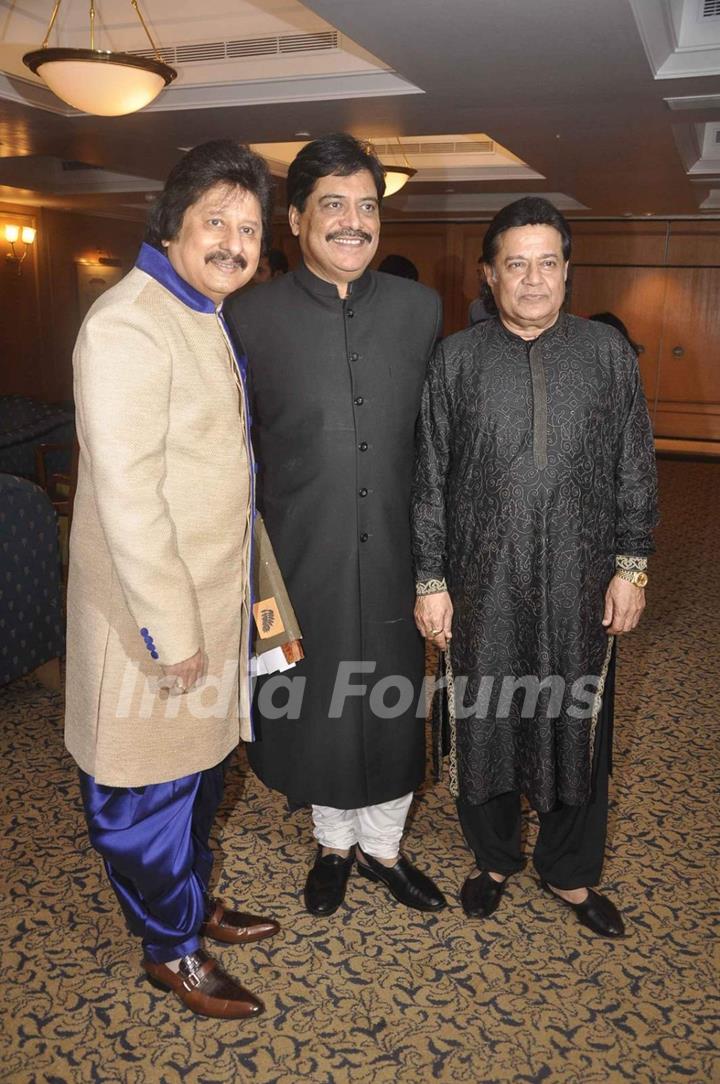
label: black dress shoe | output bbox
[460,870,508,918]
[356,848,447,912]
[540,880,625,938]
[303,847,355,916]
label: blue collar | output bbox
[135,242,217,314]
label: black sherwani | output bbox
[225,263,442,808]
[411,314,658,813]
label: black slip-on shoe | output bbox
[303,847,355,916]
[356,847,447,912]
[540,880,625,938]
[460,870,509,918]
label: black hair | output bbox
[286,133,386,212]
[268,248,289,275]
[589,311,639,354]
[378,254,419,281]
[145,140,274,253]
[482,196,572,265]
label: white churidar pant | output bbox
[311,792,414,860]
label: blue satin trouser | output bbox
[79,762,225,964]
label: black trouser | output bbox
[456,671,612,891]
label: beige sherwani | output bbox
[65,250,253,787]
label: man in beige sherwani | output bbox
[65,141,278,1021]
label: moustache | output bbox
[205,249,248,270]
[326,230,373,244]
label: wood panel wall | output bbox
[278,217,720,441]
[2,206,719,442]
[0,202,143,402]
[569,221,720,441]
[0,203,43,397]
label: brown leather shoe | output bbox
[143,949,264,1020]
[200,897,280,945]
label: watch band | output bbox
[616,569,648,588]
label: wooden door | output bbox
[655,268,720,440]
[568,265,667,411]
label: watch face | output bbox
[635,572,648,588]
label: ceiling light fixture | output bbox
[23,1,177,117]
[377,137,417,197]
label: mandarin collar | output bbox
[135,242,217,314]
[293,260,373,302]
[497,310,567,347]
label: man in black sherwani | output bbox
[225,134,446,916]
[412,197,658,938]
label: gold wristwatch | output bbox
[616,569,648,588]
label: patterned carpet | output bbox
[1,459,718,1084]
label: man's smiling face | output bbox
[164,182,262,305]
[289,169,380,296]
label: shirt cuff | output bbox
[416,577,448,596]
[615,555,648,572]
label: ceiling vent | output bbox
[370,138,494,158]
[372,139,495,157]
[129,31,339,65]
[702,0,720,18]
[175,42,226,63]
[226,37,278,59]
[278,32,338,53]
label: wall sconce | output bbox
[5,224,37,275]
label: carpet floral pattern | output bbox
[1,459,718,1083]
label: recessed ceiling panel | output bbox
[0,155,162,194]
[251,132,544,187]
[0,0,423,114]
[665,93,720,109]
[631,0,720,78]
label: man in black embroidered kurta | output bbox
[225,134,446,918]
[412,197,658,937]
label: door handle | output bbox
[672,346,684,358]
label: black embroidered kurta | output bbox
[225,263,442,808]
[411,314,658,811]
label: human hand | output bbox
[158,648,205,696]
[414,591,454,651]
[602,575,646,635]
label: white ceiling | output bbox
[630,0,720,78]
[0,0,719,220]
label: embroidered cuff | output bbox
[615,555,648,572]
[416,577,448,596]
